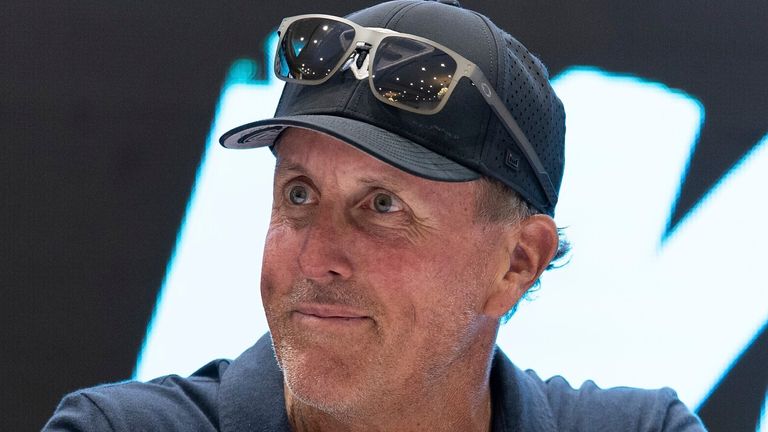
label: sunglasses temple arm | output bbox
[468,69,558,209]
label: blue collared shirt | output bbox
[44,333,706,431]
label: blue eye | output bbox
[372,193,394,213]
[288,184,309,204]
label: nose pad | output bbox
[350,54,370,80]
[341,46,371,80]
[355,49,369,69]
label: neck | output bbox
[285,332,498,432]
[287,381,492,432]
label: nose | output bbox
[297,209,353,283]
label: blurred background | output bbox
[3,1,767,430]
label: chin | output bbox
[284,351,370,413]
[275,334,381,414]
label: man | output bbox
[45,0,706,430]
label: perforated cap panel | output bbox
[478,17,565,215]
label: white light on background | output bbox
[499,68,768,409]
[134,36,283,381]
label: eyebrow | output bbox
[357,176,405,194]
[275,158,407,193]
[274,158,306,174]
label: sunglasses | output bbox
[275,14,557,207]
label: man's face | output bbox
[261,128,508,413]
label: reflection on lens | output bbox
[277,18,355,81]
[371,37,457,111]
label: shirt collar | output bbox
[490,347,558,432]
[219,333,291,432]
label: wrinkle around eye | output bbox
[351,190,440,245]
[359,210,438,246]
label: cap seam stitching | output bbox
[386,1,422,29]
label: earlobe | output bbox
[482,215,558,318]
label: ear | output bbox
[483,215,559,318]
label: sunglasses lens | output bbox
[371,37,457,111]
[277,18,355,81]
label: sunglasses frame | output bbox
[275,14,557,208]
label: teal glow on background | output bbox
[134,35,283,380]
[134,38,768,428]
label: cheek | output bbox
[261,225,297,299]
[361,235,486,319]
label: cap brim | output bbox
[219,114,479,182]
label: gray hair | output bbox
[475,177,571,322]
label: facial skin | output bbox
[261,128,557,431]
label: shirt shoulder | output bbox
[43,359,230,432]
[534,372,707,431]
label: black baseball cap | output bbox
[220,0,565,216]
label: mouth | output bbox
[292,304,372,328]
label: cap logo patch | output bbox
[505,150,520,171]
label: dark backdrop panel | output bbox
[3,1,765,430]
